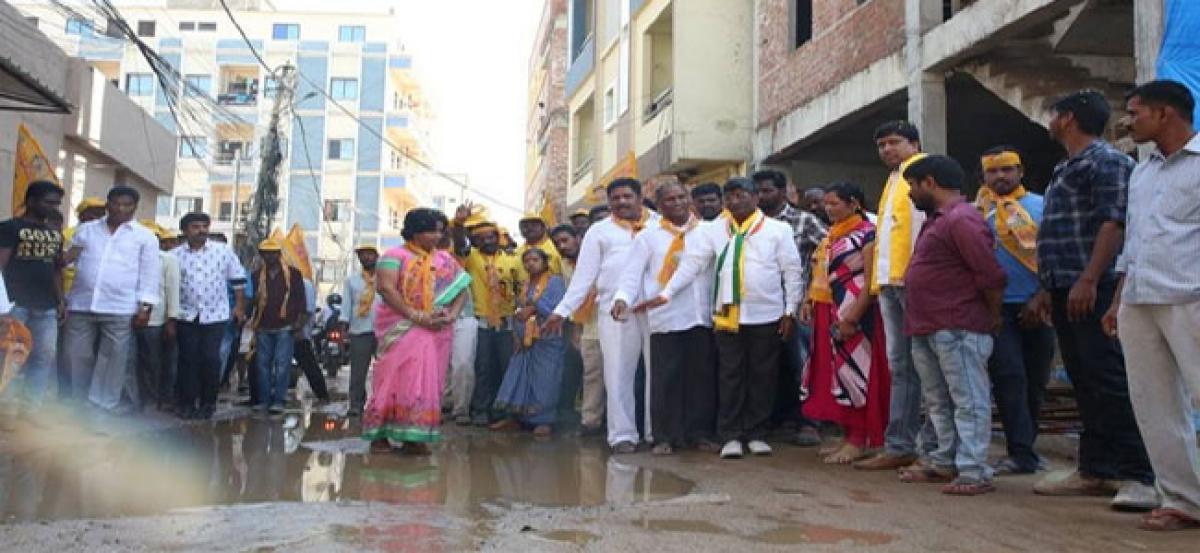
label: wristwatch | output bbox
[139,303,153,314]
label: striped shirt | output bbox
[1115,133,1200,304]
[1036,140,1133,290]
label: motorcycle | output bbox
[320,326,350,378]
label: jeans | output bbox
[987,304,1056,470]
[878,286,935,457]
[912,330,995,481]
[219,321,238,382]
[5,306,57,407]
[64,311,133,410]
[348,332,377,414]
[255,329,294,408]
[178,321,227,413]
[1050,283,1153,484]
[471,326,513,422]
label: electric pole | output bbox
[238,63,295,265]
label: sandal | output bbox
[942,478,996,496]
[1139,508,1200,532]
[899,466,956,483]
[823,444,865,465]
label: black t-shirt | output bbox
[0,218,62,309]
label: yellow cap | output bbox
[354,242,378,252]
[74,197,106,215]
[571,209,589,218]
[258,238,283,251]
[519,212,545,224]
[155,227,175,240]
[464,214,498,234]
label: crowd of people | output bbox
[2,80,1199,532]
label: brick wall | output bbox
[758,0,905,127]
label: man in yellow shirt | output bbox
[451,203,521,426]
[855,120,935,471]
[516,212,563,277]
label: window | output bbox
[323,200,351,222]
[174,197,202,216]
[179,137,208,159]
[330,78,359,100]
[603,86,616,129]
[125,73,154,97]
[327,139,355,160]
[218,201,234,222]
[791,1,813,48]
[569,0,595,61]
[272,23,300,40]
[263,77,279,98]
[65,17,90,35]
[184,74,211,97]
[178,21,195,31]
[319,260,340,284]
[642,6,673,122]
[137,20,156,37]
[338,25,366,43]
[104,18,123,39]
[389,208,400,230]
[197,22,217,32]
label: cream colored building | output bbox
[18,0,435,286]
[563,0,752,209]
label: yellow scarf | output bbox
[613,209,651,237]
[656,215,698,286]
[251,263,292,330]
[870,153,926,294]
[356,269,376,317]
[976,185,1038,273]
[481,251,510,328]
[401,242,436,314]
[713,209,767,333]
[808,214,864,305]
[521,271,551,347]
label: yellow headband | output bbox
[982,151,1022,171]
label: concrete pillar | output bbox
[905,0,947,155]
[1133,0,1164,83]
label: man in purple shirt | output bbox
[901,155,1007,496]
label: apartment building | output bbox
[18,0,436,286]
[563,0,754,210]
[755,0,1162,200]
[1,1,174,220]
[524,0,570,220]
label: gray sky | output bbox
[279,0,541,227]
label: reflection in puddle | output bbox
[751,524,895,546]
[0,410,693,522]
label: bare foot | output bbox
[823,443,864,465]
[818,440,846,457]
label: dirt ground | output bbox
[0,398,1195,552]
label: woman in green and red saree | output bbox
[364,208,471,454]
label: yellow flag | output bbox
[13,124,62,214]
[539,200,557,228]
[285,224,314,281]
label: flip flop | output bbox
[899,466,956,483]
[942,479,996,496]
[1139,508,1200,531]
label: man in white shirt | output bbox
[640,177,803,459]
[544,178,658,453]
[172,212,246,419]
[126,223,181,413]
[63,186,161,413]
[340,244,379,417]
[612,181,717,455]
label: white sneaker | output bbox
[747,440,773,456]
[1111,481,1161,512]
[720,440,744,459]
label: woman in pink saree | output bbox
[364,208,470,454]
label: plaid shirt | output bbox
[770,203,829,291]
[1036,140,1134,290]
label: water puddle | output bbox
[634,518,727,534]
[751,523,896,546]
[538,529,601,545]
[0,409,693,522]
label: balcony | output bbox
[216,92,257,106]
[643,87,673,123]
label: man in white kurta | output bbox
[613,182,717,455]
[544,178,658,453]
[647,177,803,459]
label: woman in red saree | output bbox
[800,183,891,464]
